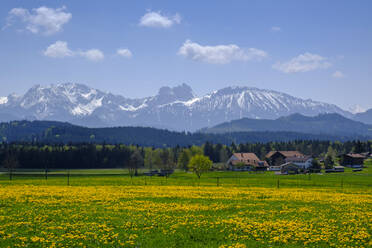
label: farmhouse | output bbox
[227,153,268,171]
[265,151,305,166]
[339,153,365,168]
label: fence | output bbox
[0,169,371,189]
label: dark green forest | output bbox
[1,120,371,170]
[0,140,370,170]
[0,120,368,147]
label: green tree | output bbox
[152,149,163,169]
[156,149,176,177]
[128,150,143,178]
[188,154,212,179]
[178,149,191,171]
[327,146,337,158]
[324,154,334,169]
[310,158,321,172]
[2,153,19,180]
[219,146,230,163]
[203,142,214,161]
[144,148,154,170]
[353,140,364,153]
[190,146,203,156]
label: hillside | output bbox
[0,120,360,147]
[354,109,372,125]
[201,113,372,137]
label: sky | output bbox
[0,0,371,112]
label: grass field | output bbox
[0,165,371,247]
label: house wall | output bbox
[292,158,313,169]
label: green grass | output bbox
[0,164,371,247]
[1,167,371,189]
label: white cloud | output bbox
[332,70,344,78]
[6,6,71,35]
[117,48,132,58]
[79,49,104,61]
[43,41,74,58]
[271,26,281,32]
[273,53,332,73]
[139,11,181,28]
[44,41,104,61]
[178,40,267,64]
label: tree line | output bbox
[0,140,371,171]
[2,120,368,147]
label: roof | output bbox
[233,153,260,161]
[230,153,268,167]
[266,151,304,158]
[344,153,366,158]
[265,151,276,158]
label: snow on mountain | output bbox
[349,104,366,114]
[0,83,352,131]
[0,97,8,105]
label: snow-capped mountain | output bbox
[0,83,352,131]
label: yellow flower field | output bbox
[0,185,371,247]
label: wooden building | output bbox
[265,151,305,166]
[227,153,268,171]
[339,153,365,168]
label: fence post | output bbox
[9,170,12,181]
[45,169,48,180]
[67,170,70,186]
[277,178,280,189]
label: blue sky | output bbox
[0,0,371,111]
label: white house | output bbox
[284,155,313,169]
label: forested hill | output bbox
[0,120,367,147]
[201,113,372,137]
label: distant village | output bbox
[226,151,370,175]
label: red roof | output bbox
[230,153,268,167]
[233,153,260,161]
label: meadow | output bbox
[0,165,371,247]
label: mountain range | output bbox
[2,82,370,131]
